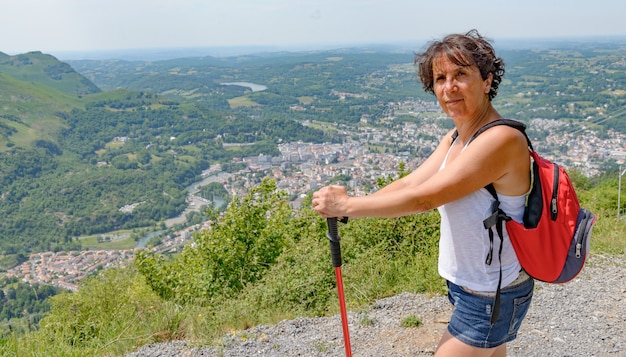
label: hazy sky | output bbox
[2,0,626,56]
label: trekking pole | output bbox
[326,217,352,357]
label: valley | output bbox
[1,40,625,283]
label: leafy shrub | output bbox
[136,178,294,305]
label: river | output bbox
[135,172,232,248]
[135,229,166,248]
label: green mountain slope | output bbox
[0,51,100,95]
[0,51,105,149]
[0,72,83,148]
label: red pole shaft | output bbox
[335,267,352,357]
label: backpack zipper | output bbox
[551,163,559,220]
[575,211,592,258]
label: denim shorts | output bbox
[446,274,534,348]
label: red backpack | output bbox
[454,119,597,323]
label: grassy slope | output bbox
[0,52,100,95]
[0,73,83,148]
[0,51,107,149]
[0,72,150,150]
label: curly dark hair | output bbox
[414,29,505,101]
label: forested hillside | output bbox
[0,52,329,265]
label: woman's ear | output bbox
[484,73,493,94]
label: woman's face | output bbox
[432,55,492,121]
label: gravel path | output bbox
[126,254,625,356]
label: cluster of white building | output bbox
[5,250,134,291]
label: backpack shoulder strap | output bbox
[450,118,533,202]
[452,119,533,151]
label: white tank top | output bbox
[437,139,526,291]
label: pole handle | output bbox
[326,217,339,241]
[329,240,341,268]
[326,217,348,268]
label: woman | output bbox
[312,30,533,356]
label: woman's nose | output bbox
[444,78,457,92]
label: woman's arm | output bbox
[312,126,529,219]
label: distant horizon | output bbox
[6,34,626,62]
